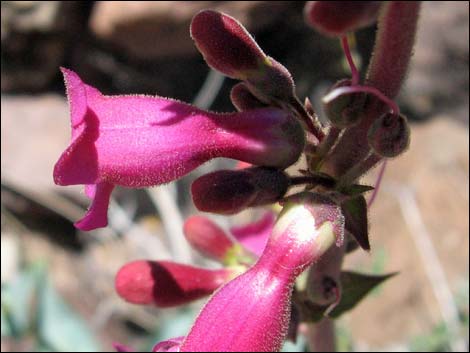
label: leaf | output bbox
[339,184,375,196]
[341,195,370,250]
[328,271,397,318]
[37,277,99,352]
[297,271,396,322]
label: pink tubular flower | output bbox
[53,68,304,231]
[115,260,239,307]
[153,192,343,352]
[115,213,273,309]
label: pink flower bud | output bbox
[54,68,304,230]
[304,1,382,37]
[115,260,236,307]
[367,112,410,157]
[183,216,235,262]
[179,192,342,351]
[191,167,290,215]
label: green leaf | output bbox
[298,271,396,322]
[339,184,375,196]
[341,195,370,250]
[329,271,397,318]
[37,278,99,352]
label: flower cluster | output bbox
[54,2,420,351]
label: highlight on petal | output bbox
[180,193,340,352]
[304,1,382,37]
[183,216,235,262]
[115,260,237,307]
[191,167,290,215]
[229,212,276,257]
[54,69,305,230]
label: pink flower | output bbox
[53,68,304,231]
[115,213,274,308]
[153,192,344,352]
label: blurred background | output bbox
[1,1,468,351]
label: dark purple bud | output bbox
[323,79,367,128]
[230,82,267,111]
[304,1,382,37]
[191,167,290,215]
[368,112,410,157]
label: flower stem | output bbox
[341,35,359,86]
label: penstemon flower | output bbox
[54,68,304,230]
[54,2,421,351]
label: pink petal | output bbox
[115,260,236,307]
[74,182,114,231]
[153,337,184,352]
[181,192,342,352]
[229,212,276,257]
[183,216,234,262]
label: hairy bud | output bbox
[304,1,382,37]
[191,167,290,215]
[323,79,366,128]
[368,112,410,157]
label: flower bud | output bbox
[368,112,410,157]
[323,79,366,128]
[190,10,266,80]
[191,167,289,215]
[230,82,267,111]
[244,56,296,105]
[191,10,296,105]
[115,260,236,307]
[183,216,236,262]
[304,1,382,37]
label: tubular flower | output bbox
[153,192,343,352]
[115,213,273,308]
[53,68,304,231]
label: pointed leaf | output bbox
[329,271,397,318]
[339,184,375,197]
[341,195,370,250]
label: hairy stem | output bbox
[321,2,421,178]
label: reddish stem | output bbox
[368,160,387,208]
[341,35,360,86]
